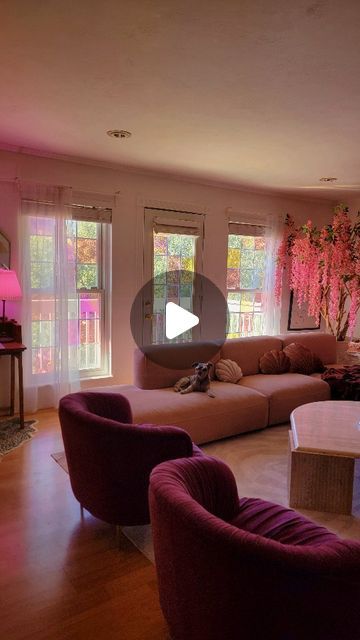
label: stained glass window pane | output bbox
[227,248,240,268]
[154,235,167,255]
[240,269,254,289]
[226,269,240,290]
[77,238,97,264]
[76,221,97,238]
[226,232,266,338]
[152,232,196,344]
[77,264,98,289]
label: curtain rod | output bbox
[21,198,111,211]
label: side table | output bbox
[0,341,26,428]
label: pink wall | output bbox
[0,149,335,400]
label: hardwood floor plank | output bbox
[0,409,168,640]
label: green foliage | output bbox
[76,221,97,239]
[30,235,53,262]
[77,265,98,289]
[31,263,54,289]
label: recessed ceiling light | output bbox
[319,177,337,182]
[106,129,132,139]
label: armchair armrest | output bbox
[79,392,133,424]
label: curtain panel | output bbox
[20,183,80,412]
[263,213,282,335]
[227,212,282,336]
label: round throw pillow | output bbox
[259,349,291,374]
[215,359,243,383]
[283,343,323,375]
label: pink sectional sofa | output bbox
[97,332,334,445]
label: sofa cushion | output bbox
[215,358,243,383]
[111,382,268,444]
[280,332,336,365]
[283,342,324,375]
[231,497,338,545]
[239,373,330,425]
[259,349,290,374]
[221,336,283,376]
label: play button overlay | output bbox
[165,302,199,339]
[130,269,229,369]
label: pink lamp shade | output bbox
[0,269,22,300]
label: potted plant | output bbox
[275,205,360,342]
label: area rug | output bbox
[0,417,37,457]
[52,423,360,562]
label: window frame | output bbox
[143,207,205,345]
[76,219,112,379]
[226,222,266,339]
[27,208,112,381]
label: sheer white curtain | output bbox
[20,183,80,412]
[263,213,282,335]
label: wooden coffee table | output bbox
[288,400,360,514]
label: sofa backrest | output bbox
[134,341,221,390]
[279,332,336,365]
[220,336,283,375]
[133,332,337,389]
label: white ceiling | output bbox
[1,0,360,200]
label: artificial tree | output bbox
[275,205,360,341]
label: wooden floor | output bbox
[0,410,169,640]
[2,410,359,640]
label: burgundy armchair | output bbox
[58,391,202,526]
[149,456,360,640]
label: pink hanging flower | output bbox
[275,205,360,340]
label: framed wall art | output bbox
[287,291,321,331]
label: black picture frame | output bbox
[287,291,321,331]
[0,230,10,269]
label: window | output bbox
[143,208,204,345]
[226,223,266,338]
[28,211,111,378]
[152,231,197,343]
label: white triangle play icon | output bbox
[165,302,199,339]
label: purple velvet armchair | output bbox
[149,456,360,640]
[58,391,202,526]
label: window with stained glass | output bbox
[29,214,110,376]
[143,208,204,345]
[226,224,266,338]
[152,231,197,344]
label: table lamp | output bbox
[0,268,22,343]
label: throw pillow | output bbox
[259,349,291,374]
[215,359,243,383]
[283,343,324,375]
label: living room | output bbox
[0,2,360,639]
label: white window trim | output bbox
[143,207,205,344]
[78,220,112,379]
[226,223,266,338]
[24,203,112,380]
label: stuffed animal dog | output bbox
[174,362,215,397]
